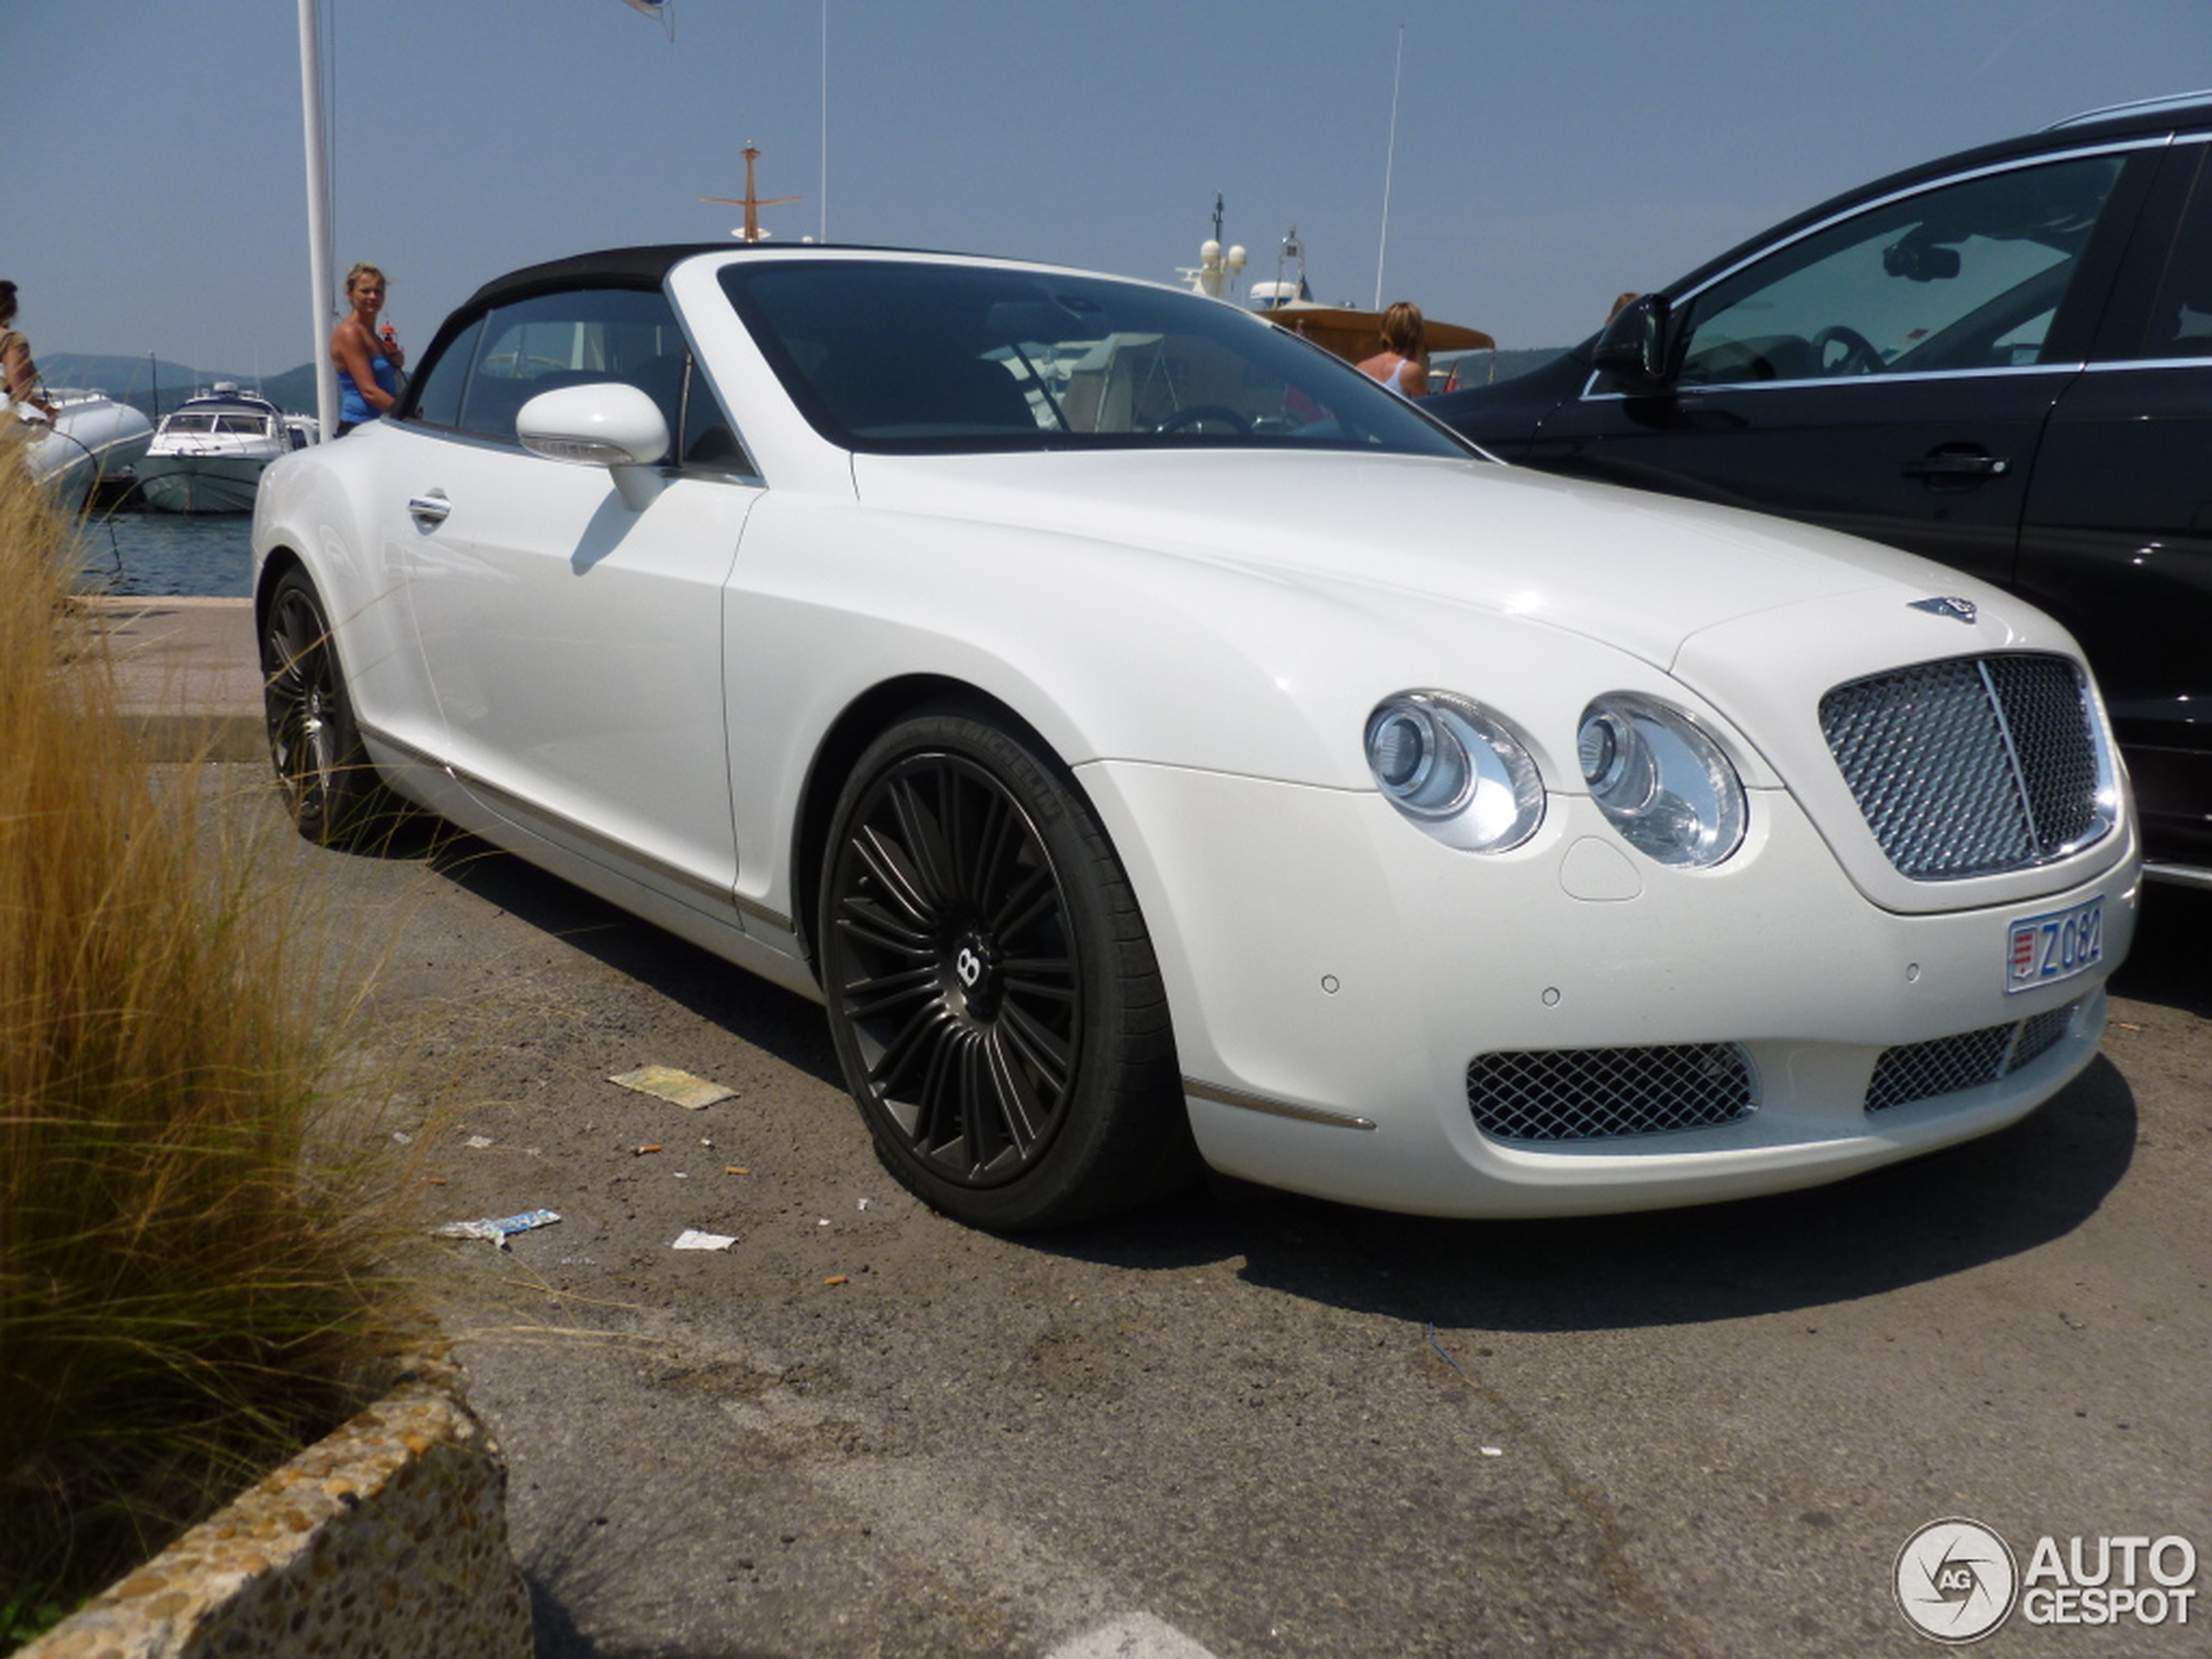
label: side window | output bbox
[1676,154,2127,386]
[448,287,691,450]
[2144,146,2212,359]
[672,359,752,474]
[408,317,482,429]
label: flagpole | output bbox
[819,0,829,241]
[298,0,338,441]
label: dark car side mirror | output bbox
[1588,293,1675,390]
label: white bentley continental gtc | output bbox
[253,246,2139,1230]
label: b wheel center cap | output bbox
[948,932,1000,1017]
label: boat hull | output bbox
[137,386,306,513]
[136,453,267,514]
[12,395,154,508]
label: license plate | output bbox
[2006,897,2104,994]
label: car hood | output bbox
[848,448,1977,673]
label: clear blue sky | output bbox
[14,1,2211,380]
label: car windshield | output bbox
[719,259,1470,457]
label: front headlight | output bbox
[1365,691,1545,853]
[1576,694,1745,868]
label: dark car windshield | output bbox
[718,259,1470,458]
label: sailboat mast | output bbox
[1374,24,1404,310]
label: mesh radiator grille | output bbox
[1820,654,2107,880]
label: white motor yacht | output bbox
[136,383,311,514]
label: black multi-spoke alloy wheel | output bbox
[260,567,391,847]
[819,711,1194,1230]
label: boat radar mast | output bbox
[700,144,803,242]
[1178,193,1248,299]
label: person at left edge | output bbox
[1,281,61,421]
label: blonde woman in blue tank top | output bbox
[330,263,405,435]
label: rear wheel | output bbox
[260,567,394,846]
[819,711,1194,1229]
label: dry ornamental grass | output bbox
[0,447,428,1636]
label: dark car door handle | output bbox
[1903,452,2010,480]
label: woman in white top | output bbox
[1358,300,1429,398]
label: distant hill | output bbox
[39,354,320,421]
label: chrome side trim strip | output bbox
[2081,354,2212,374]
[1577,361,2085,404]
[355,719,793,932]
[2144,860,2212,892]
[1184,1077,1377,1131]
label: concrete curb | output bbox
[19,1359,533,1659]
[80,595,266,764]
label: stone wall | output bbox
[20,1362,531,1659]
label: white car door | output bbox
[398,286,758,924]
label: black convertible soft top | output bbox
[407,242,1035,423]
[454,239,954,314]
[455,243,732,314]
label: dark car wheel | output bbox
[819,711,1196,1230]
[260,567,393,847]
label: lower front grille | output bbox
[1467,1044,1756,1143]
[1864,1003,2081,1114]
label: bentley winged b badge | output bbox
[1909,596,1979,624]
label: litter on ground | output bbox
[435,1208,562,1249]
[609,1065,735,1110]
[672,1230,738,1251]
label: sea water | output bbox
[71,509,254,597]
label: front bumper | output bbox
[1082,761,2140,1217]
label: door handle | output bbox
[1903,452,2009,480]
[407,491,451,523]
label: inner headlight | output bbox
[1577,694,1745,868]
[1365,692,1544,853]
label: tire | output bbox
[818,711,1196,1230]
[260,567,395,847]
